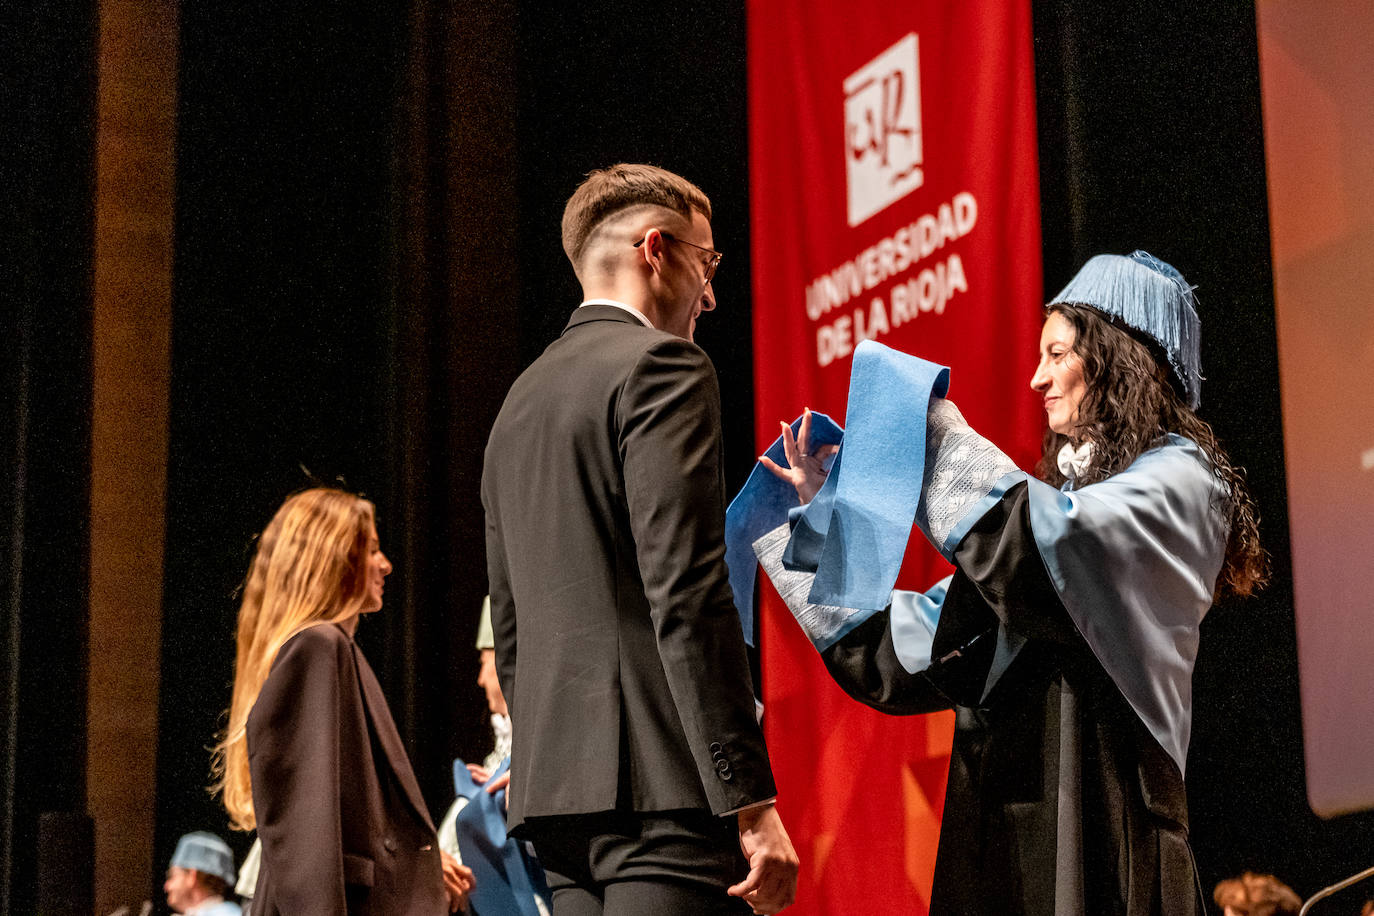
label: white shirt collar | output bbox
[1057,440,1095,482]
[579,298,654,328]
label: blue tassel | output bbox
[1050,251,1203,408]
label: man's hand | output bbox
[728,803,799,914]
[440,852,475,913]
[758,408,838,505]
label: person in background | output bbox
[211,487,474,915]
[473,595,511,772]
[232,839,260,916]
[1212,872,1301,916]
[164,831,240,916]
[437,596,552,916]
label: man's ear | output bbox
[639,227,667,274]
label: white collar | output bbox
[1057,440,1095,481]
[579,298,654,328]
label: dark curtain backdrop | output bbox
[383,0,520,814]
[1,2,97,914]
[150,1,754,909]
[153,0,405,886]
[508,3,756,430]
[5,1,1373,913]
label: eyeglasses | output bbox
[633,231,723,283]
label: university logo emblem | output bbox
[844,33,923,227]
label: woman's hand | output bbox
[440,852,475,912]
[465,763,511,797]
[759,408,838,505]
[466,761,512,811]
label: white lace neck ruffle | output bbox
[1057,440,1095,481]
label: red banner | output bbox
[747,3,1043,911]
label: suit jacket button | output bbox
[710,742,723,754]
[716,759,730,772]
[383,837,398,853]
[719,766,733,782]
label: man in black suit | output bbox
[482,164,798,915]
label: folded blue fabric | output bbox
[724,340,950,643]
[452,757,551,916]
[724,412,842,646]
[804,342,948,609]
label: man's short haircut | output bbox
[194,872,229,899]
[561,163,712,271]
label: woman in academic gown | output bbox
[754,252,1268,916]
[212,487,474,915]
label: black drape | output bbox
[152,4,756,912]
[0,3,98,913]
[155,0,405,887]
[380,0,521,798]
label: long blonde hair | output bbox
[211,487,376,830]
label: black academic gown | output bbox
[820,483,1204,916]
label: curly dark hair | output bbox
[1033,303,1269,599]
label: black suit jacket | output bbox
[482,305,776,833]
[247,623,449,916]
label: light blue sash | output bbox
[725,340,948,644]
[451,757,551,916]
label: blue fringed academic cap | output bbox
[1049,250,1202,408]
[170,831,237,885]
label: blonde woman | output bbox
[213,488,472,915]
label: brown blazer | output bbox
[247,622,448,916]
